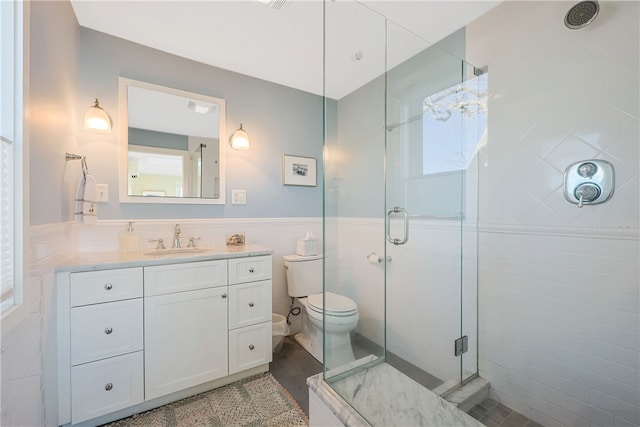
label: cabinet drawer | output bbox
[144,260,227,297]
[70,268,142,307]
[228,256,272,284]
[229,322,272,375]
[229,280,272,329]
[70,299,143,366]
[71,351,144,424]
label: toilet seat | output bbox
[307,292,358,317]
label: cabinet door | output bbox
[228,280,272,329]
[71,351,144,424]
[70,298,143,366]
[229,322,272,375]
[144,287,228,400]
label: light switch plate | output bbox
[232,190,246,205]
[96,184,109,202]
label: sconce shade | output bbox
[229,123,250,150]
[84,98,112,133]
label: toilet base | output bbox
[294,331,357,369]
[294,332,323,363]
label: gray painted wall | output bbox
[31,16,324,225]
[332,29,467,219]
[29,1,79,226]
[129,128,188,151]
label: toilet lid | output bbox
[307,292,357,316]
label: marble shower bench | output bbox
[307,362,485,427]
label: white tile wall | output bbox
[2,223,75,427]
[468,2,639,425]
[335,217,477,387]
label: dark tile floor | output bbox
[468,398,543,427]
[271,336,543,427]
[269,336,322,416]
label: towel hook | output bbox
[66,152,89,176]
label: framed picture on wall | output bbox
[282,154,317,187]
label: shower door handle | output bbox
[386,207,409,245]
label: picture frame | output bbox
[282,154,317,187]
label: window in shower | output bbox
[421,72,487,175]
[400,72,487,219]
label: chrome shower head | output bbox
[565,1,599,29]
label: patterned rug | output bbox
[102,373,308,427]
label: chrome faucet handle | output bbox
[187,237,200,248]
[149,238,165,250]
[172,224,182,248]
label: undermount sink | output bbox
[144,247,211,256]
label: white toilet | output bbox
[283,254,359,368]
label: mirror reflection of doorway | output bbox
[128,145,187,197]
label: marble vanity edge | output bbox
[307,373,371,427]
[54,244,273,273]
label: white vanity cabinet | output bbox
[228,256,273,374]
[143,260,228,400]
[65,268,144,424]
[57,251,273,426]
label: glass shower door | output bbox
[384,23,481,392]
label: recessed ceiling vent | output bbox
[257,0,289,10]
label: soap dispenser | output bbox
[119,221,139,252]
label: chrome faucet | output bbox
[172,224,181,248]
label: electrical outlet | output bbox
[96,184,109,202]
[232,190,246,205]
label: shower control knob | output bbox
[575,183,601,208]
[578,162,597,178]
[563,159,614,208]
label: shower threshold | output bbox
[308,362,484,427]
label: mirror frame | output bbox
[118,77,227,204]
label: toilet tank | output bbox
[283,254,323,297]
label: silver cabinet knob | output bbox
[105,383,113,391]
[104,283,113,290]
[104,327,113,335]
[248,267,254,273]
[249,344,255,350]
[248,302,254,307]
[221,293,227,299]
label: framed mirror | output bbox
[118,77,226,204]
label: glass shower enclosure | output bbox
[322,1,485,423]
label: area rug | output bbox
[102,372,308,427]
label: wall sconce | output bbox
[229,123,250,150]
[84,98,112,133]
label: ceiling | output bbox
[70,0,501,100]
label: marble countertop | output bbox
[55,243,273,272]
[308,362,484,427]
